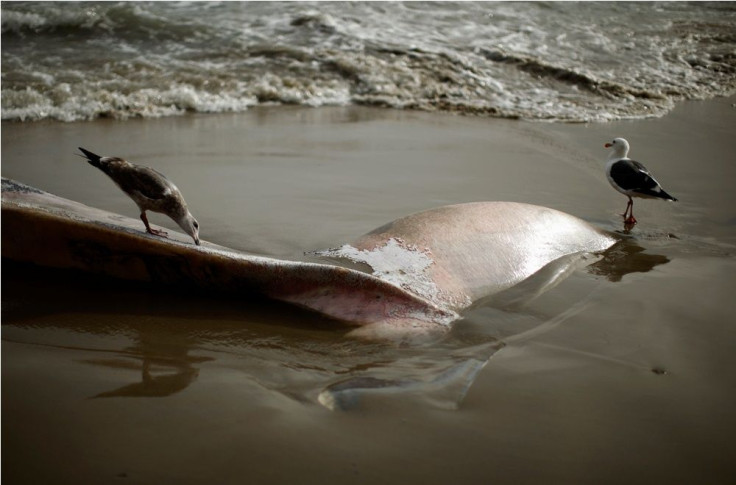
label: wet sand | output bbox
[3,97,736,484]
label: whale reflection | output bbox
[2,237,671,410]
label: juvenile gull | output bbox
[79,147,200,245]
[604,138,677,225]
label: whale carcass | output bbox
[1,178,617,340]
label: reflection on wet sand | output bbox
[2,261,500,409]
[1,237,673,410]
[589,239,670,283]
[83,350,209,399]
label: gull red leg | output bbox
[140,212,169,237]
[621,198,632,219]
[624,197,637,225]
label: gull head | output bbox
[604,137,630,160]
[177,212,200,246]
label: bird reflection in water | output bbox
[81,336,212,399]
[588,238,670,282]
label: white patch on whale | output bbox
[315,237,472,312]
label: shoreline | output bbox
[3,90,734,126]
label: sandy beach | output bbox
[3,96,736,484]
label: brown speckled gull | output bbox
[79,147,200,245]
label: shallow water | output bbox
[2,99,736,483]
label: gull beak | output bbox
[604,143,612,148]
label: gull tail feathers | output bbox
[650,188,678,202]
[661,189,678,202]
[634,186,678,202]
[78,147,103,169]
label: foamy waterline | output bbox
[3,2,735,123]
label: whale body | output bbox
[1,178,617,340]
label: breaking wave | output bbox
[2,1,735,122]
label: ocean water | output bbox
[2,1,736,122]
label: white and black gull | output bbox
[604,138,677,225]
[79,147,200,245]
